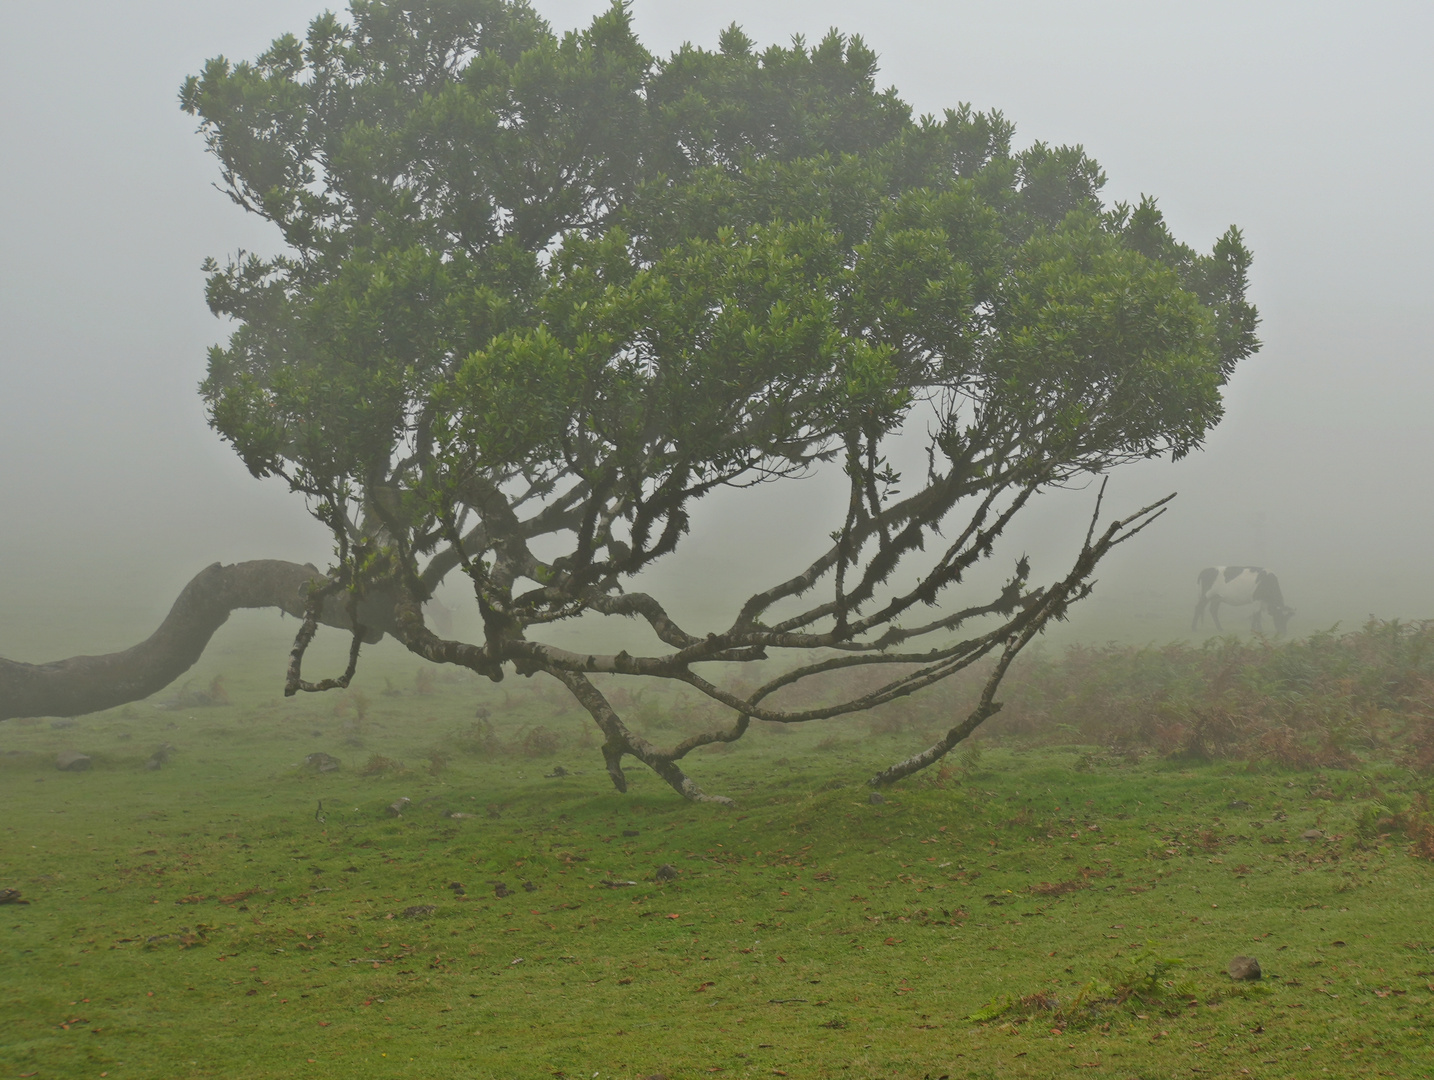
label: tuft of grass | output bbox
[357,753,407,776]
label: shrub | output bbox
[452,719,503,756]
[519,725,561,757]
[358,754,406,776]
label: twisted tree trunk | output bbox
[0,560,388,721]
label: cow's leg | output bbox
[1251,605,1264,634]
[1208,597,1223,632]
[1192,595,1209,630]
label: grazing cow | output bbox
[1192,566,1294,635]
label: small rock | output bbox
[1301,829,1323,841]
[544,765,568,778]
[444,811,473,820]
[869,792,886,805]
[1227,955,1262,981]
[55,750,91,772]
[0,888,28,905]
[1227,799,1251,809]
[387,797,411,817]
[402,904,437,919]
[147,743,177,771]
[655,864,678,882]
[304,752,341,773]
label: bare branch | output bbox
[868,491,1177,786]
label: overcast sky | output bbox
[3,0,1432,659]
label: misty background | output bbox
[3,0,1431,667]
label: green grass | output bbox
[4,632,1434,1079]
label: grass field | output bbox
[3,625,1434,1079]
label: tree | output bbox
[1,1,1257,803]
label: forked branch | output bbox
[867,485,1173,787]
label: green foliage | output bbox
[182,0,1253,604]
[970,946,1199,1029]
[1098,944,1196,1007]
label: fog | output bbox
[3,0,1432,666]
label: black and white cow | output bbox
[1192,566,1294,636]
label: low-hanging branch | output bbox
[0,560,385,721]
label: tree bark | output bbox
[550,669,735,805]
[0,560,388,721]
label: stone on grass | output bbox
[55,750,91,772]
[304,752,341,773]
[387,797,411,817]
[655,864,678,881]
[869,792,886,805]
[1301,828,1323,841]
[146,744,176,770]
[1227,955,1261,981]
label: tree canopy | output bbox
[174,0,1258,802]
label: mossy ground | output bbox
[3,626,1433,1079]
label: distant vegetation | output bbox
[983,619,1434,773]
